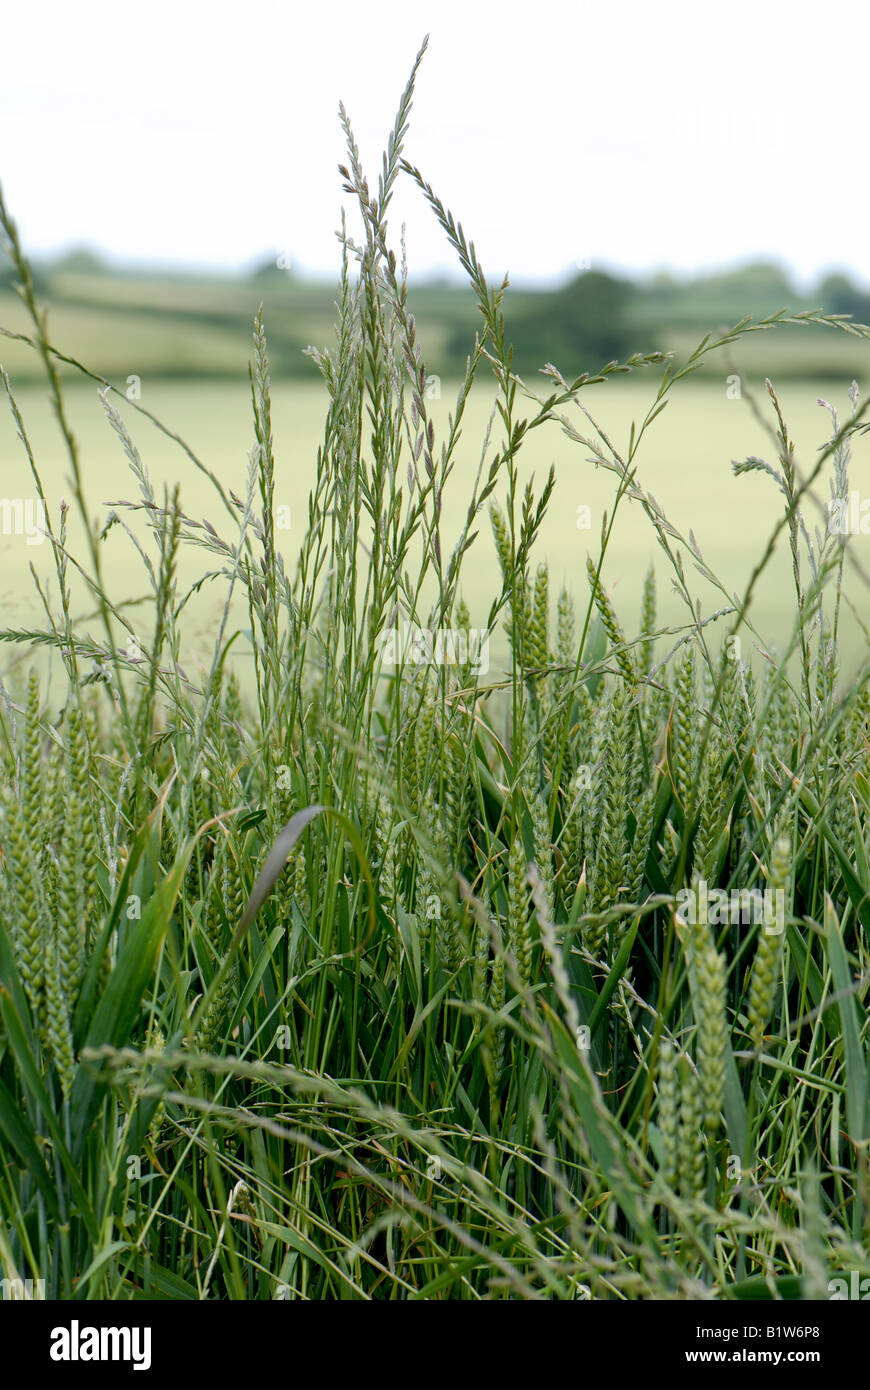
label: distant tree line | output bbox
[445,264,870,378]
[817,273,870,325]
[506,271,633,376]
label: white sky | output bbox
[1,0,867,287]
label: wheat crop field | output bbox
[0,38,869,1324]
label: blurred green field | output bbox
[2,369,868,684]
[2,254,869,387]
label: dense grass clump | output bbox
[0,44,869,1300]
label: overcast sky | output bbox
[2,0,867,287]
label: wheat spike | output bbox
[747,835,790,1046]
[677,1058,705,1201]
[657,1037,680,1190]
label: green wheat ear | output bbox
[65,705,100,955]
[2,783,47,1029]
[677,1057,706,1201]
[681,904,728,1132]
[22,671,44,853]
[691,724,725,881]
[671,645,698,816]
[56,760,87,1005]
[621,785,655,944]
[44,937,75,1099]
[639,564,656,680]
[528,561,550,693]
[529,790,555,925]
[223,670,244,765]
[656,1037,680,1191]
[747,835,791,1046]
[585,679,631,956]
[506,830,532,986]
[586,557,636,689]
[556,586,575,670]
